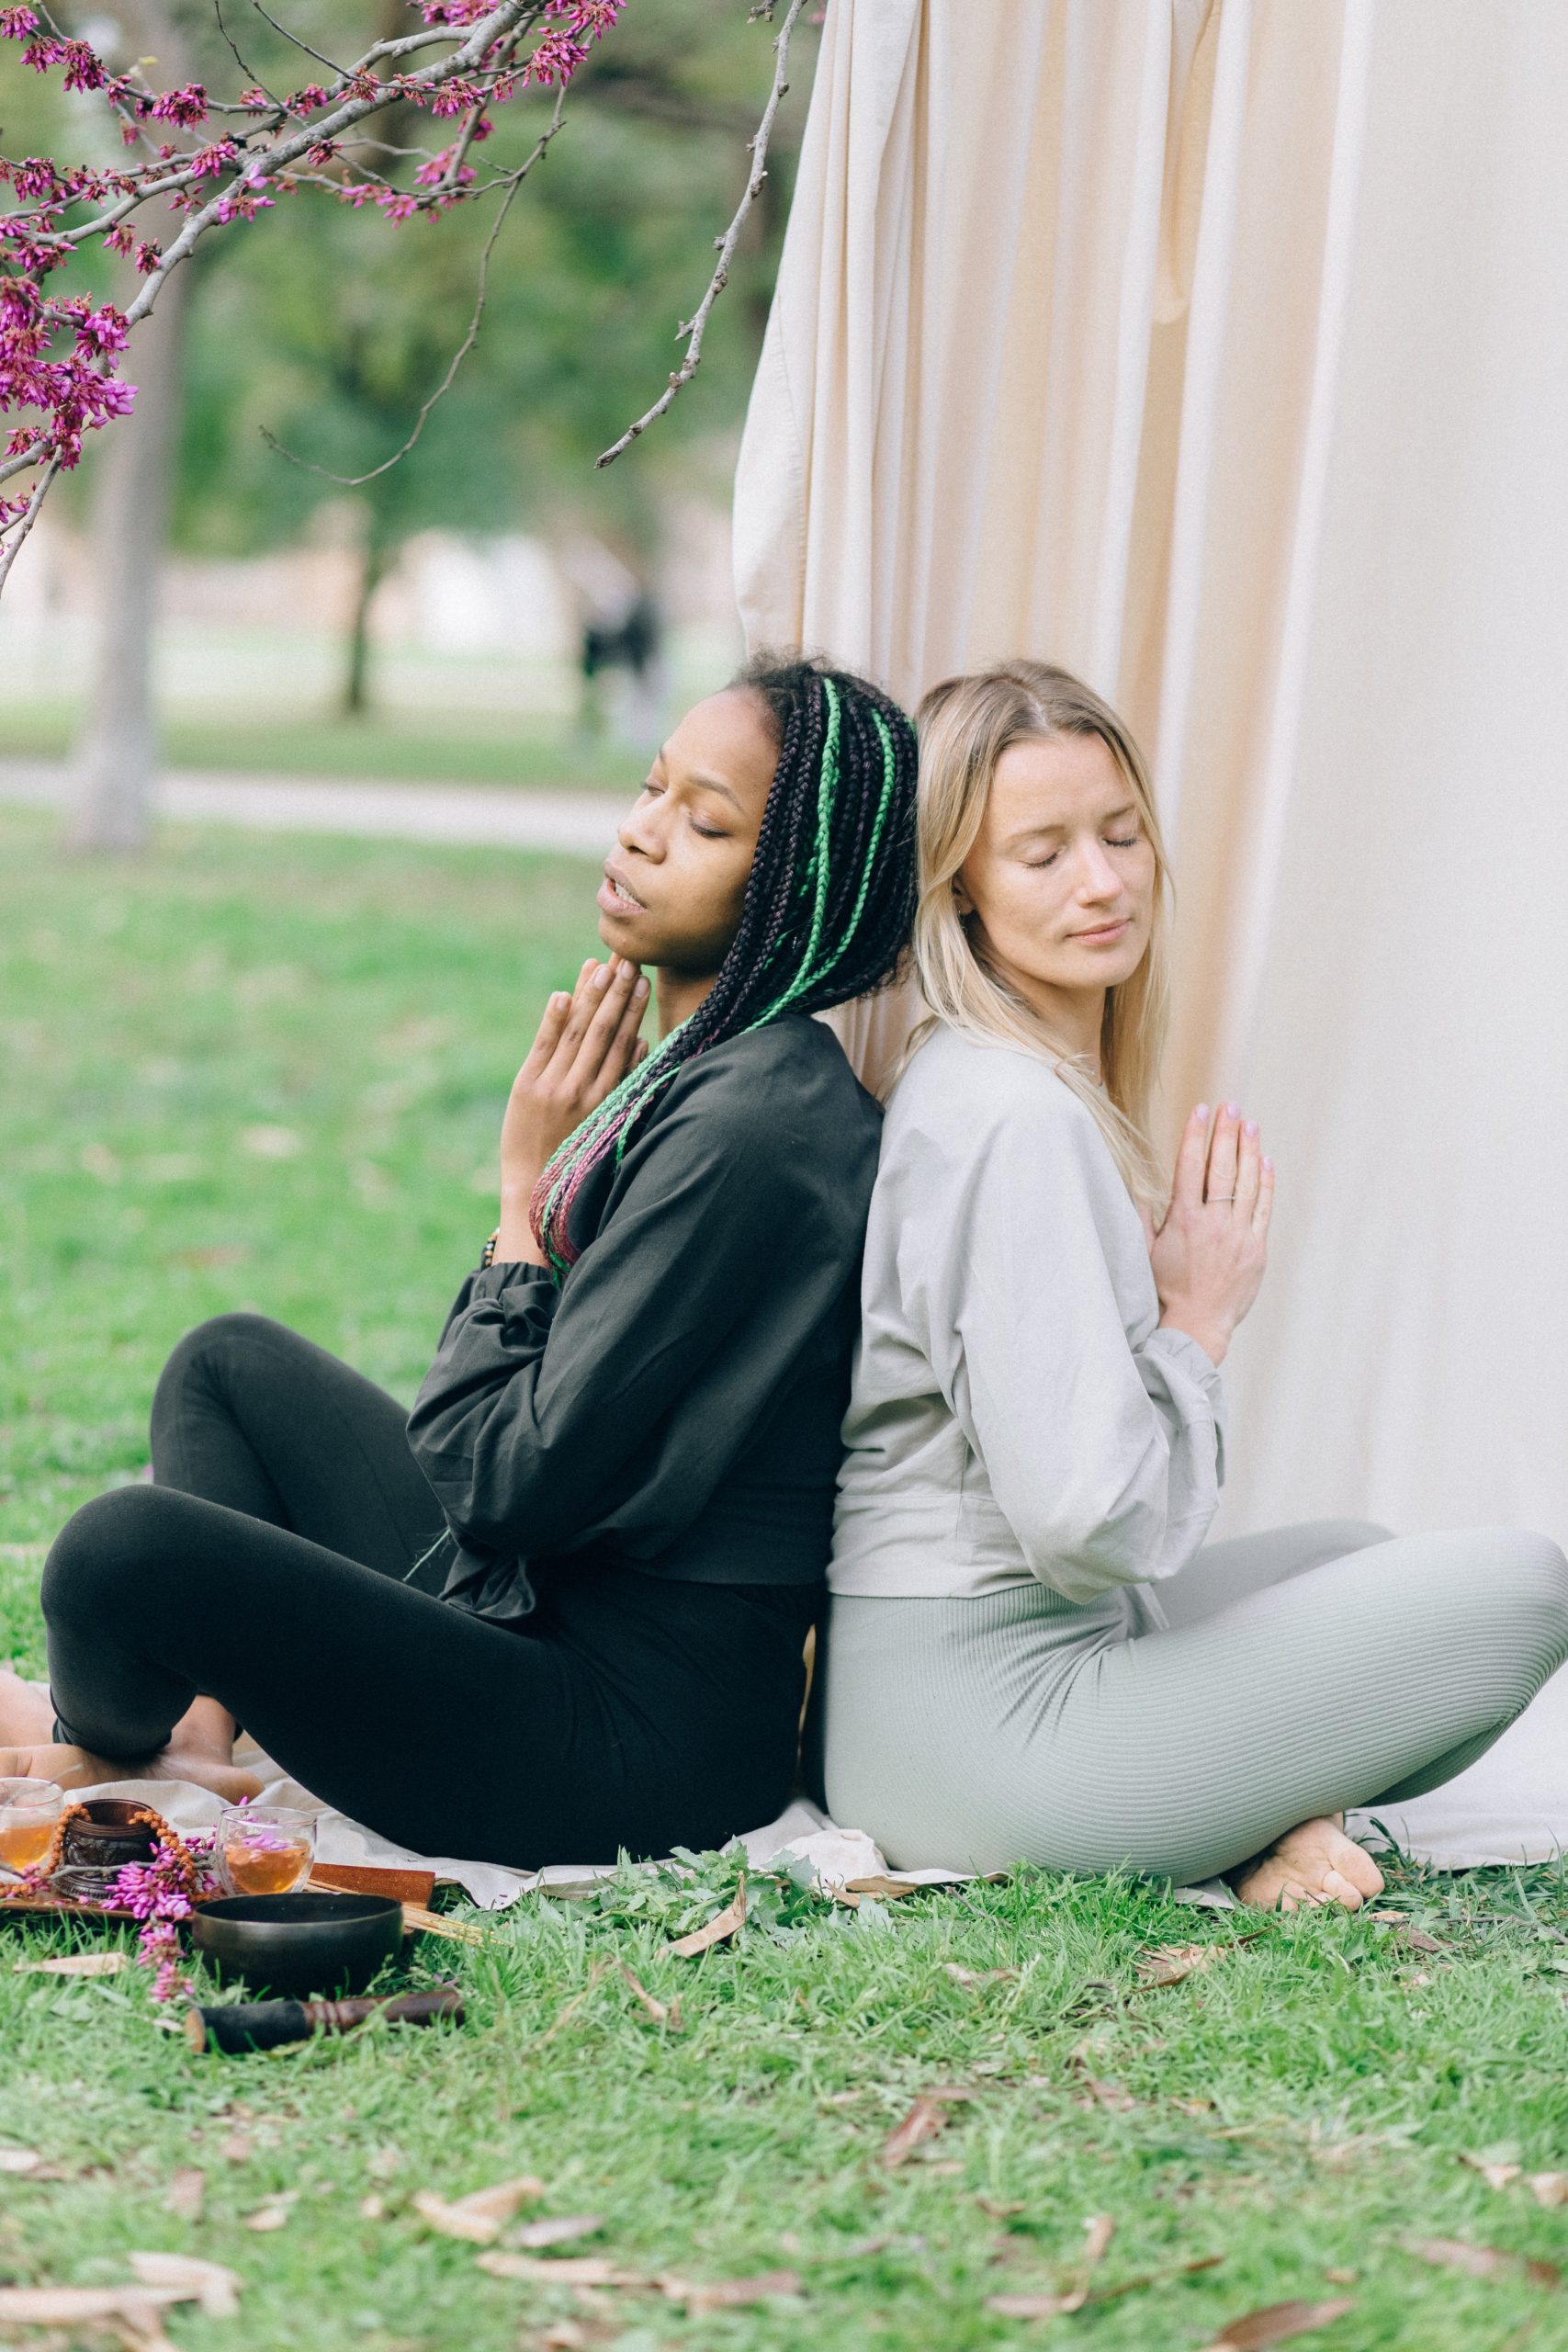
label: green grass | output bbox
[0,701,637,791]
[2,806,1568,2352]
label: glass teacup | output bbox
[215,1804,316,1897]
[0,1778,64,1878]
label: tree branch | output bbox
[595,0,807,468]
[0,458,60,595]
[258,86,568,487]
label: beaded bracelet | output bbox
[480,1227,500,1270]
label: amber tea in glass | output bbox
[216,1804,316,1896]
[0,1778,63,1876]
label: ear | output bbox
[952,875,976,920]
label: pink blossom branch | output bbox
[595,0,807,467]
[0,1,627,572]
[259,85,568,486]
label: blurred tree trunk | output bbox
[343,500,392,718]
[67,0,196,854]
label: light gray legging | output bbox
[822,1521,1568,1883]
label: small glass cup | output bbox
[0,1778,63,1879]
[215,1804,317,1898]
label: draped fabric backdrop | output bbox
[734,0,1568,1552]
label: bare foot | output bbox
[1230,1815,1385,1912]
[0,1667,56,1748]
[0,1742,263,1803]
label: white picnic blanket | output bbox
[50,1655,1568,1911]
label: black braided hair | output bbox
[530,651,918,1272]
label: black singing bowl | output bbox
[191,1893,403,1998]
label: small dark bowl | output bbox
[191,1893,403,1998]
[61,1799,158,1871]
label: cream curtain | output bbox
[735,0,1568,1552]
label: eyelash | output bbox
[1026,833,1140,869]
[639,779,727,842]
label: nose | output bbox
[617,796,664,860]
[1073,838,1122,903]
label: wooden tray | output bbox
[0,1861,437,1926]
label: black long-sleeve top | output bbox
[406,1014,883,1623]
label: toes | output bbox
[1337,1841,1385,1898]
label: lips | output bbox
[599,863,645,915]
[1070,917,1131,944]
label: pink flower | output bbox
[0,6,39,37]
[59,40,106,94]
[149,82,208,127]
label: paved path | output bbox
[0,758,618,857]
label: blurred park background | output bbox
[0,0,807,802]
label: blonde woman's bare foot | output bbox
[1230,1815,1385,1912]
[0,1667,55,1747]
[0,1741,263,1803]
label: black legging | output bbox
[40,1314,817,1866]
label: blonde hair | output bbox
[910,659,1172,1205]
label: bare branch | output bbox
[596,0,807,468]
[243,0,349,78]
[0,458,61,595]
[258,88,567,487]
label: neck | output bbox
[988,948,1106,1077]
[654,966,719,1036]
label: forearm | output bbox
[1156,1307,1229,1368]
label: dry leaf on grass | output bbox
[1088,2252,1224,2305]
[987,2215,1116,2319]
[660,2269,802,2312]
[943,1964,1018,1990]
[477,2253,645,2288]
[1407,2238,1561,2289]
[1529,2173,1568,2208]
[243,2194,298,2233]
[128,2254,241,2320]
[1201,2300,1354,2349]
[164,2168,206,2222]
[1365,1912,1447,1954]
[668,1874,747,1959]
[1459,2152,1522,2191]
[14,1951,126,1978]
[510,2216,604,2251]
[0,2283,188,2339]
[618,1963,681,2030]
[1135,1942,1226,1989]
[412,2176,545,2244]
[0,2147,41,2174]
[841,1876,919,1901]
[359,2194,386,2221]
[1077,2075,1136,2113]
[217,2132,254,2165]
[881,2086,978,2168]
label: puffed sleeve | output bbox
[896,1071,1225,1603]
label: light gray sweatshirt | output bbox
[829,1023,1226,1610]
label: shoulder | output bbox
[656,1014,882,1166]
[886,1023,1100,1159]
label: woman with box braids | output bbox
[533,654,916,1271]
[24,653,919,1873]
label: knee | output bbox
[41,1484,171,1634]
[1321,1518,1397,1555]
[1493,1528,1568,1660]
[152,1310,289,1429]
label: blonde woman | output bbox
[823,660,1568,1907]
